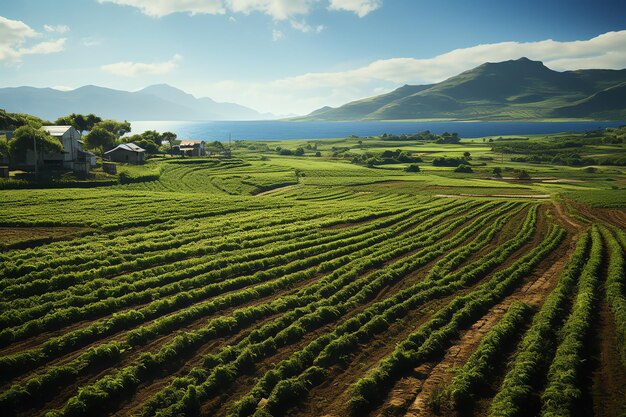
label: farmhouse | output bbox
[40,125,89,173]
[104,143,146,164]
[178,140,206,157]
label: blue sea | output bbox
[129,120,626,141]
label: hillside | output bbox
[0,84,271,121]
[298,58,626,121]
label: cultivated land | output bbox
[0,129,625,417]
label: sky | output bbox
[1,0,626,115]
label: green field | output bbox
[0,130,625,417]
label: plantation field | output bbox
[1,131,625,417]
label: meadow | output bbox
[0,129,625,417]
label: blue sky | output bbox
[1,0,625,115]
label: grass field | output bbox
[0,130,625,417]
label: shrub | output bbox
[454,164,473,173]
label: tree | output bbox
[492,167,502,177]
[517,170,531,180]
[1,109,47,129]
[315,151,321,157]
[405,164,421,172]
[95,120,131,138]
[161,132,178,150]
[209,140,224,150]
[8,126,63,166]
[294,147,305,156]
[454,164,474,173]
[0,136,9,160]
[134,138,160,154]
[55,113,102,132]
[85,126,116,155]
[140,130,162,146]
[463,151,472,160]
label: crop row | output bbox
[346,224,564,415]
[35,202,507,417]
[0,204,414,300]
[539,226,603,417]
[600,226,626,367]
[138,204,520,416]
[488,229,591,417]
[0,205,422,333]
[444,301,535,409]
[0,204,366,282]
[0,202,464,346]
[0,202,454,372]
[163,204,534,414]
[0,201,488,414]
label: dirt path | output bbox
[395,228,577,417]
[552,202,582,230]
[589,302,626,417]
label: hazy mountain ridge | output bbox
[0,84,272,121]
[297,58,626,121]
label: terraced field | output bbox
[1,152,624,417]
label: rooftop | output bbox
[104,143,146,154]
[41,125,73,136]
[180,140,204,145]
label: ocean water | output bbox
[129,120,626,141]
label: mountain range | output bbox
[0,84,273,121]
[297,58,626,121]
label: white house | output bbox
[39,126,87,171]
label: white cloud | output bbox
[19,38,66,55]
[98,0,381,20]
[290,19,324,33]
[44,24,70,33]
[328,0,382,17]
[0,15,66,62]
[98,0,318,19]
[272,29,285,41]
[196,30,626,115]
[97,0,225,17]
[227,0,317,20]
[101,54,182,76]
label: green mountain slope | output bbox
[298,58,626,121]
[305,84,432,121]
[552,82,626,119]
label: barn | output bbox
[40,125,86,171]
[104,143,146,164]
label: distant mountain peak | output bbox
[140,83,188,94]
[0,84,272,121]
[297,58,626,121]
